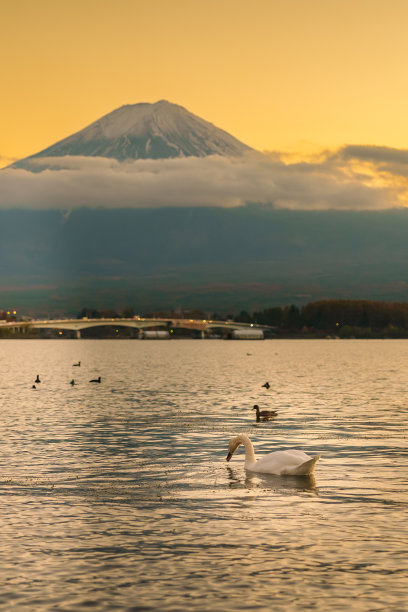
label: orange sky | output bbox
[2,0,408,167]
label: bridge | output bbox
[1,317,272,339]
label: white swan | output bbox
[226,433,319,475]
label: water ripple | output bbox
[0,339,407,611]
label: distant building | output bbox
[232,329,264,340]
[142,330,170,339]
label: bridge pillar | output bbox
[76,330,81,339]
[201,329,205,339]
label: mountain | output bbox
[12,100,256,170]
[6,102,407,315]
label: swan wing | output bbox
[283,455,320,476]
[281,449,311,461]
[247,450,319,475]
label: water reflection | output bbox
[226,466,318,493]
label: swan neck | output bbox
[241,435,256,464]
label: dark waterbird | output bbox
[73,361,81,367]
[70,379,75,386]
[35,375,41,383]
[262,381,270,389]
[89,376,101,383]
[253,404,278,421]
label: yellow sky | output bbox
[2,0,408,167]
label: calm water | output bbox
[0,339,407,611]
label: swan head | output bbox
[226,434,249,461]
[252,405,260,411]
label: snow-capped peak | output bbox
[13,101,257,168]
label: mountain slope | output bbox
[12,100,256,169]
[2,207,408,314]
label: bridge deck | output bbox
[2,317,272,335]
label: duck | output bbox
[252,404,277,420]
[262,381,270,389]
[89,376,101,383]
[35,375,41,383]
[225,433,319,475]
[70,379,75,386]
[73,361,81,367]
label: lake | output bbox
[0,339,407,611]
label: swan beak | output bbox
[226,452,232,461]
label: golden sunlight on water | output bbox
[0,339,407,611]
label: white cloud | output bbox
[0,149,405,210]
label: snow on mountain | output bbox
[12,100,257,170]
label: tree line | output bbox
[3,300,408,338]
[76,300,408,338]
[235,300,408,337]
